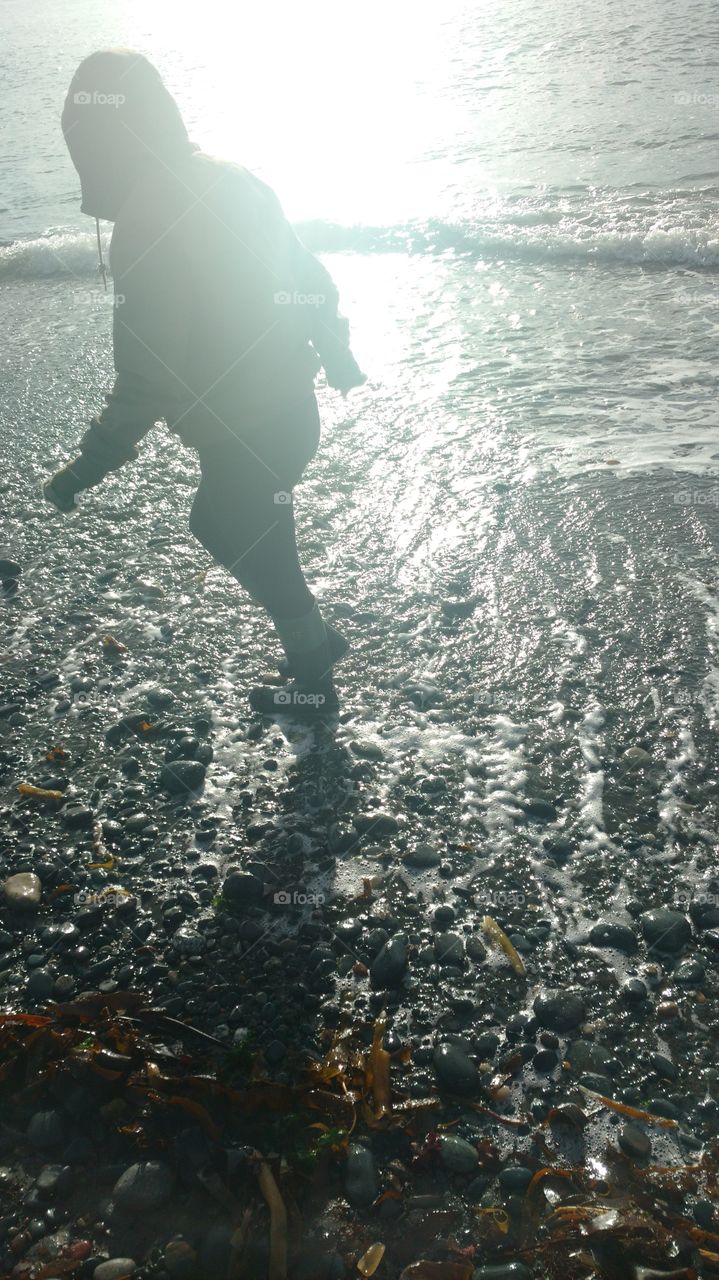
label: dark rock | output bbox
[403,843,441,868]
[675,958,705,983]
[147,688,175,708]
[0,559,21,579]
[433,1042,480,1095]
[534,1049,558,1072]
[26,969,55,1000]
[621,978,647,1002]
[432,905,456,929]
[223,871,264,905]
[640,909,691,954]
[651,1052,678,1081]
[618,1123,651,1160]
[35,1165,71,1199]
[344,1144,377,1206]
[522,797,557,822]
[159,760,206,795]
[60,804,94,830]
[439,1134,479,1173]
[646,1098,682,1121]
[434,932,464,966]
[498,1166,534,1193]
[27,1111,64,1149]
[369,936,408,988]
[567,1040,612,1074]
[589,921,638,953]
[163,1240,198,1279]
[533,989,585,1031]
[466,935,487,962]
[112,1160,174,1211]
[354,812,399,838]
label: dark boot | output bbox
[251,607,343,718]
[277,621,349,680]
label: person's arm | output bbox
[247,171,365,395]
[286,229,366,394]
[45,210,190,510]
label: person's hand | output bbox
[323,349,368,396]
[42,466,84,513]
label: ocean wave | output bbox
[2,213,719,281]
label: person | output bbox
[44,49,366,716]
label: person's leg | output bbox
[188,397,347,695]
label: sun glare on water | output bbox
[125,0,464,223]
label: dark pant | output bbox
[189,395,321,619]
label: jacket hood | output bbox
[62,49,195,221]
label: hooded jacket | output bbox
[61,50,364,484]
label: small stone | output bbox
[349,740,384,761]
[163,1240,198,1280]
[522,797,557,822]
[112,1161,174,1211]
[439,1134,479,1173]
[147,687,174,708]
[434,932,465,966]
[265,1040,286,1065]
[3,873,41,911]
[567,1040,612,1074]
[640,909,691,954]
[403,843,441,868]
[621,977,647,1002]
[432,905,456,929]
[589,921,638,953]
[433,1042,480,1095]
[94,1261,137,1280]
[369,937,408,988]
[354,811,399,837]
[675,957,705,984]
[466,935,487,962]
[27,1111,64,1149]
[618,1123,651,1160]
[534,1049,558,1072]
[622,746,652,769]
[223,871,264,904]
[172,926,205,956]
[160,760,206,794]
[344,1144,377,1206]
[35,1164,71,1198]
[60,803,94,830]
[651,1052,678,1081]
[646,1098,681,1121]
[26,969,55,1000]
[533,989,585,1031]
[498,1166,534,1193]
